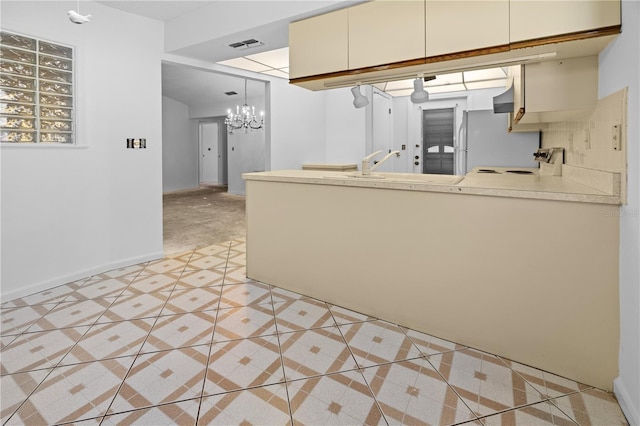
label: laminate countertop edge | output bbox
[243,170,622,206]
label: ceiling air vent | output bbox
[224,91,238,96]
[228,39,264,50]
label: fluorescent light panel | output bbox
[217,46,511,90]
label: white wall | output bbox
[599,1,640,423]
[269,77,327,170]
[190,84,267,196]
[325,88,367,165]
[162,96,198,192]
[0,1,164,301]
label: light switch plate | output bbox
[612,124,621,151]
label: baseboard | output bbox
[614,377,639,426]
[0,251,164,303]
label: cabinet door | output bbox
[510,0,621,43]
[289,9,348,79]
[426,0,509,57]
[520,56,597,123]
[348,0,425,70]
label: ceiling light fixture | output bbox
[410,76,429,104]
[225,79,264,135]
[351,85,369,108]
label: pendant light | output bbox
[351,85,369,108]
[410,78,429,104]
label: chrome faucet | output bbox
[361,150,400,175]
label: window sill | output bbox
[0,143,88,149]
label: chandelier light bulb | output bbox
[225,79,265,134]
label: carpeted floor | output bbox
[163,186,246,254]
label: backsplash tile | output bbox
[542,88,628,201]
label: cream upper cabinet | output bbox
[425,0,509,57]
[289,9,348,79]
[517,56,598,124]
[348,0,425,70]
[510,0,621,43]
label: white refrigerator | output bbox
[459,110,540,173]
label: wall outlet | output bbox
[612,124,621,151]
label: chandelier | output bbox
[225,79,264,134]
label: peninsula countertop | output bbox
[243,167,621,205]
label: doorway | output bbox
[199,120,228,186]
[372,89,393,172]
[422,108,455,174]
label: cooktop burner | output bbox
[477,169,500,173]
[506,170,534,174]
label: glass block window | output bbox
[0,31,74,144]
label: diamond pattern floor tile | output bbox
[28,299,115,331]
[340,320,422,368]
[1,326,89,374]
[123,273,179,294]
[219,282,273,307]
[279,326,358,381]
[143,257,190,275]
[0,239,628,425]
[97,292,170,324]
[204,335,283,396]
[175,269,225,290]
[141,311,216,353]
[480,400,577,426]
[213,305,276,342]
[102,399,200,425]
[6,356,134,425]
[328,304,377,326]
[161,287,222,315]
[1,283,79,308]
[288,369,386,425]
[109,346,209,413]
[65,277,130,300]
[549,388,629,426]
[402,327,468,356]
[270,286,309,303]
[362,358,478,425]
[1,369,51,423]
[223,266,256,285]
[498,356,592,399]
[428,348,545,418]
[187,253,229,270]
[0,304,58,336]
[274,298,336,333]
[198,383,291,425]
[60,318,155,365]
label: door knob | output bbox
[414,161,420,166]
[414,155,420,160]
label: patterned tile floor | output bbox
[0,239,629,425]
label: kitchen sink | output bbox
[324,172,464,185]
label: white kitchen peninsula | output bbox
[243,170,620,391]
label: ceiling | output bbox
[97,1,507,109]
[95,1,217,21]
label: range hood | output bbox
[492,84,514,113]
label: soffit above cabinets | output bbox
[217,48,509,96]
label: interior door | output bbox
[199,121,219,184]
[422,108,455,175]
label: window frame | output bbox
[1,30,76,145]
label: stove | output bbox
[470,167,539,175]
